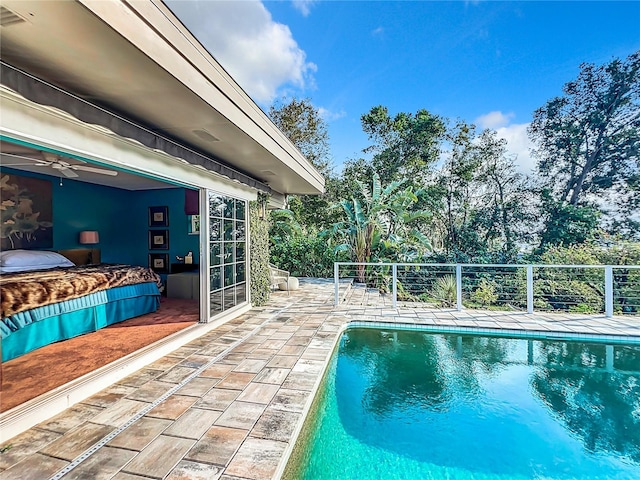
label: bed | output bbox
[0,250,162,362]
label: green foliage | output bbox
[268,97,340,232]
[511,243,640,314]
[264,55,639,273]
[269,209,302,244]
[546,243,640,314]
[431,275,457,308]
[433,123,533,261]
[269,97,331,174]
[326,173,432,282]
[530,51,640,239]
[538,244,601,265]
[527,245,605,313]
[249,197,271,306]
[270,235,341,277]
[537,190,601,251]
[471,279,499,307]
[361,105,446,186]
[396,280,415,301]
[569,303,598,314]
[599,242,640,313]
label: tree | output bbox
[433,123,533,261]
[269,97,331,174]
[529,51,640,240]
[361,105,446,186]
[327,173,431,282]
[268,97,339,231]
[476,130,536,258]
[537,190,601,251]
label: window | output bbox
[188,214,200,235]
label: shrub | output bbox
[471,279,498,306]
[270,234,341,278]
[432,275,457,308]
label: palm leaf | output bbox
[339,200,356,221]
[401,211,431,224]
[382,179,406,197]
[352,198,365,226]
[372,173,381,201]
[356,179,372,205]
[409,228,433,251]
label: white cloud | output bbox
[318,107,346,122]
[475,111,535,173]
[495,123,535,174]
[292,0,316,17]
[166,0,316,104]
[371,26,384,36]
[475,110,515,129]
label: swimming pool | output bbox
[284,328,640,480]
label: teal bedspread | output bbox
[1,282,160,362]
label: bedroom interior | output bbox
[1,141,202,412]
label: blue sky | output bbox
[166,1,640,173]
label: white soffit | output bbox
[0,0,324,196]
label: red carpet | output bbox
[0,297,199,413]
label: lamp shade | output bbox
[79,231,99,244]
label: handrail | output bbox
[335,261,640,269]
[334,262,640,317]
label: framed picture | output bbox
[149,253,169,274]
[1,173,53,249]
[149,229,169,250]
[149,206,169,227]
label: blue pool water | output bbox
[290,328,640,480]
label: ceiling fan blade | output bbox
[60,168,79,178]
[1,162,50,167]
[1,152,43,163]
[72,165,118,176]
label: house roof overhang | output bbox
[0,0,325,196]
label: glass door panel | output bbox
[205,190,248,320]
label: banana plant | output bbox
[327,173,433,283]
[269,209,303,245]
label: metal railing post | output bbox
[334,263,339,306]
[527,265,534,314]
[456,264,462,311]
[605,265,613,318]
[392,264,398,308]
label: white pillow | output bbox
[0,264,68,274]
[0,250,75,268]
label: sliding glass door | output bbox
[206,191,247,317]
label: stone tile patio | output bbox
[1,278,639,480]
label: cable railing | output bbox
[334,262,640,317]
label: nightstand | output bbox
[171,263,199,274]
[166,272,200,300]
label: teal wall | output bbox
[128,188,200,270]
[1,168,199,271]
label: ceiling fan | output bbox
[1,151,118,178]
